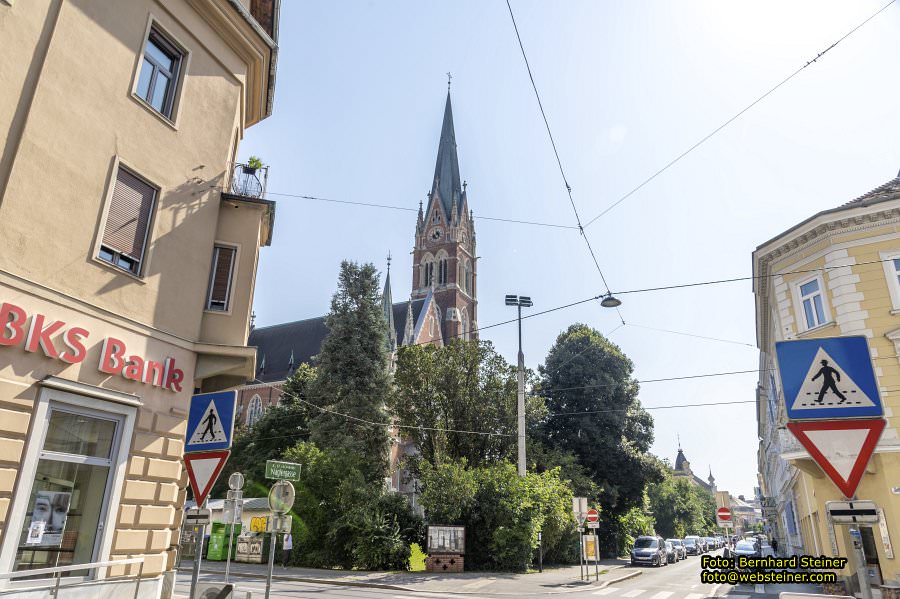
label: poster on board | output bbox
[27,491,71,547]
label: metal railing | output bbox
[229,162,269,199]
[0,557,144,598]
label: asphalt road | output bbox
[174,550,812,599]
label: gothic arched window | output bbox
[461,310,469,341]
[247,394,263,427]
[463,260,473,294]
[421,255,435,287]
[438,254,448,285]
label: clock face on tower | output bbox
[430,228,443,242]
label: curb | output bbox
[177,566,637,596]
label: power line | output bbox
[543,399,757,418]
[539,368,764,395]
[624,323,755,348]
[263,190,578,230]
[505,0,623,324]
[582,0,897,227]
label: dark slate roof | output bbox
[674,448,687,471]
[249,317,329,383]
[431,92,463,219]
[250,299,428,383]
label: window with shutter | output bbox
[206,245,236,311]
[98,167,157,275]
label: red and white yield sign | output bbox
[717,507,732,522]
[586,509,599,523]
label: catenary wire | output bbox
[582,0,898,227]
[505,0,623,324]
[261,190,578,230]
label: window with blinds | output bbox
[206,245,236,311]
[97,167,157,275]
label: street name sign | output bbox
[786,419,885,498]
[826,500,879,524]
[586,522,599,529]
[185,508,211,526]
[265,460,302,481]
[185,390,237,452]
[184,450,231,506]
[775,336,883,420]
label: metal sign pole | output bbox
[850,525,874,599]
[593,534,599,581]
[189,520,205,599]
[224,520,233,584]
[265,529,277,599]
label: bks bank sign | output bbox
[0,302,184,391]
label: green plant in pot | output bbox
[243,156,263,174]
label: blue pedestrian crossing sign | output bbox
[185,390,237,453]
[775,336,883,420]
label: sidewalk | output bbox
[177,558,639,595]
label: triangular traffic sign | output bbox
[184,450,230,507]
[187,400,229,446]
[790,347,878,412]
[786,419,885,498]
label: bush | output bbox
[282,441,422,570]
[419,461,577,571]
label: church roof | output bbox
[249,299,427,383]
[431,92,463,219]
[674,448,687,470]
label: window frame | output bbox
[247,395,263,427]
[791,273,831,332]
[94,162,159,279]
[880,250,900,312]
[0,383,136,588]
[131,18,189,126]
[205,243,239,314]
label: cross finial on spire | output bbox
[677,433,681,451]
[386,251,392,274]
[463,180,467,192]
[447,71,452,90]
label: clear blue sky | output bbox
[241,0,900,499]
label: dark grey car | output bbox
[630,536,667,567]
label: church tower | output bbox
[411,91,478,343]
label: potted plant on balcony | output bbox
[243,156,263,175]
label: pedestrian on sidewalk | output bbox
[282,533,292,568]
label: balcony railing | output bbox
[228,162,269,199]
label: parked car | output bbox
[704,537,716,551]
[683,537,700,555]
[733,539,761,560]
[685,535,705,553]
[664,540,678,563]
[667,539,686,560]
[631,536,667,567]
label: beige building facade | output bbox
[0,0,278,596]
[754,175,900,590]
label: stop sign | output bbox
[586,508,599,523]
[717,507,732,521]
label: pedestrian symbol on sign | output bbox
[812,359,847,404]
[791,347,876,412]
[187,402,228,445]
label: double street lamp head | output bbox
[505,294,533,308]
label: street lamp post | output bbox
[505,294,533,477]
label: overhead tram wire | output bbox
[261,190,579,230]
[505,0,624,324]
[581,0,898,227]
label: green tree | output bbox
[392,340,543,469]
[212,364,318,497]
[536,324,664,515]
[309,261,391,482]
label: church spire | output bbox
[431,91,462,220]
[383,253,397,351]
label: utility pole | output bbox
[506,294,533,477]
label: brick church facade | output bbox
[236,91,479,461]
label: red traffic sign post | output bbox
[586,509,599,523]
[717,507,732,521]
[786,419,885,498]
[184,450,231,507]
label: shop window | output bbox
[12,406,123,577]
[98,167,157,276]
[206,245,236,312]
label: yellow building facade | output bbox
[0,0,278,596]
[755,175,900,590]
